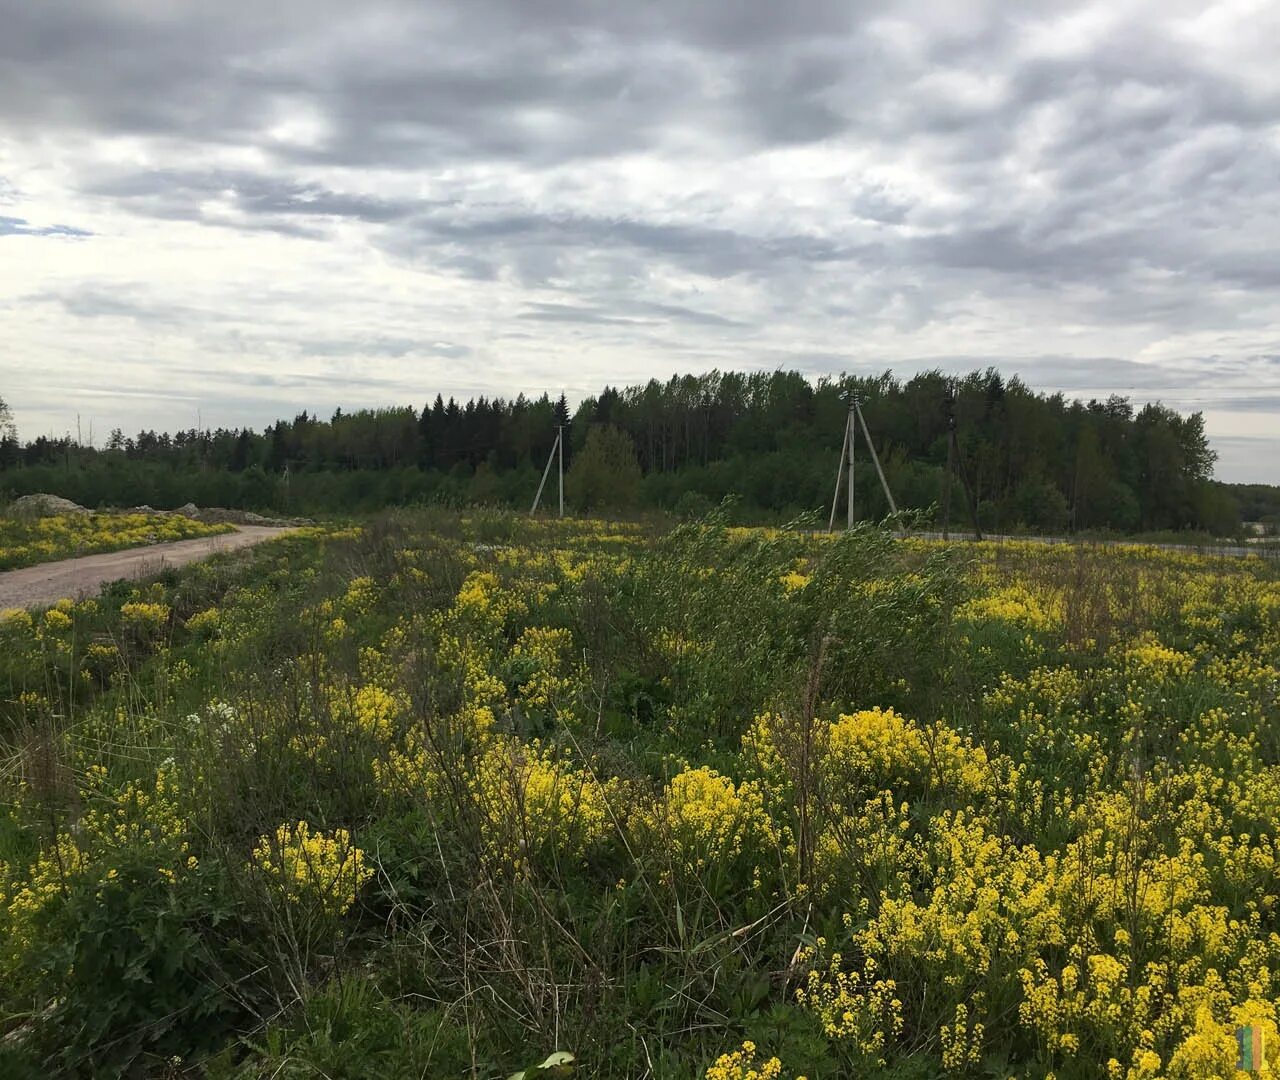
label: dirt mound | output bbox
[7,496,302,527]
[173,504,308,527]
[10,493,90,516]
[191,506,284,526]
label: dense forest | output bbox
[0,369,1266,534]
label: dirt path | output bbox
[0,526,294,610]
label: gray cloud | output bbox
[515,299,743,329]
[519,303,649,327]
[1,0,1278,481]
[393,210,853,283]
[1181,395,1280,414]
[28,284,224,324]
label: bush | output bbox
[29,854,249,1075]
[565,426,642,512]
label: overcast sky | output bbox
[2,0,1278,482]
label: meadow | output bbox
[0,509,1277,1079]
[0,510,234,571]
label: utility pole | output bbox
[942,431,954,540]
[829,388,900,532]
[529,427,560,516]
[846,394,856,529]
[827,404,850,533]
[532,424,568,519]
[854,397,898,516]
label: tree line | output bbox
[0,370,1255,534]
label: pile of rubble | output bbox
[9,493,90,516]
[170,503,289,526]
[8,494,303,527]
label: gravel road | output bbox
[0,525,293,610]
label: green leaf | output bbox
[507,1051,575,1079]
[539,1052,575,1067]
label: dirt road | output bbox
[0,526,294,610]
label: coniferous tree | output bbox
[0,369,1244,531]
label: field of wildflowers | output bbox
[0,509,1276,1078]
[0,510,234,570]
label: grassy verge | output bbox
[0,511,235,572]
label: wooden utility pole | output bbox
[855,398,898,516]
[829,389,900,532]
[846,395,856,530]
[943,431,954,540]
[531,428,562,515]
[557,424,564,518]
[828,406,850,533]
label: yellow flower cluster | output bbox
[454,570,506,622]
[374,703,496,801]
[184,606,221,636]
[643,766,777,873]
[780,567,810,591]
[0,510,233,570]
[795,950,903,1063]
[119,600,170,631]
[958,583,1060,631]
[342,575,378,616]
[0,607,34,631]
[471,740,615,866]
[1121,633,1197,680]
[1,598,106,661]
[1,764,196,963]
[42,606,73,632]
[510,625,576,713]
[705,1041,805,1080]
[1,833,88,959]
[251,821,371,916]
[339,683,404,742]
[826,707,992,802]
[206,584,285,651]
[940,1001,984,1071]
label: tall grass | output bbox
[0,511,1276,1078]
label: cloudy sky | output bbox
[1,0,1278,482]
